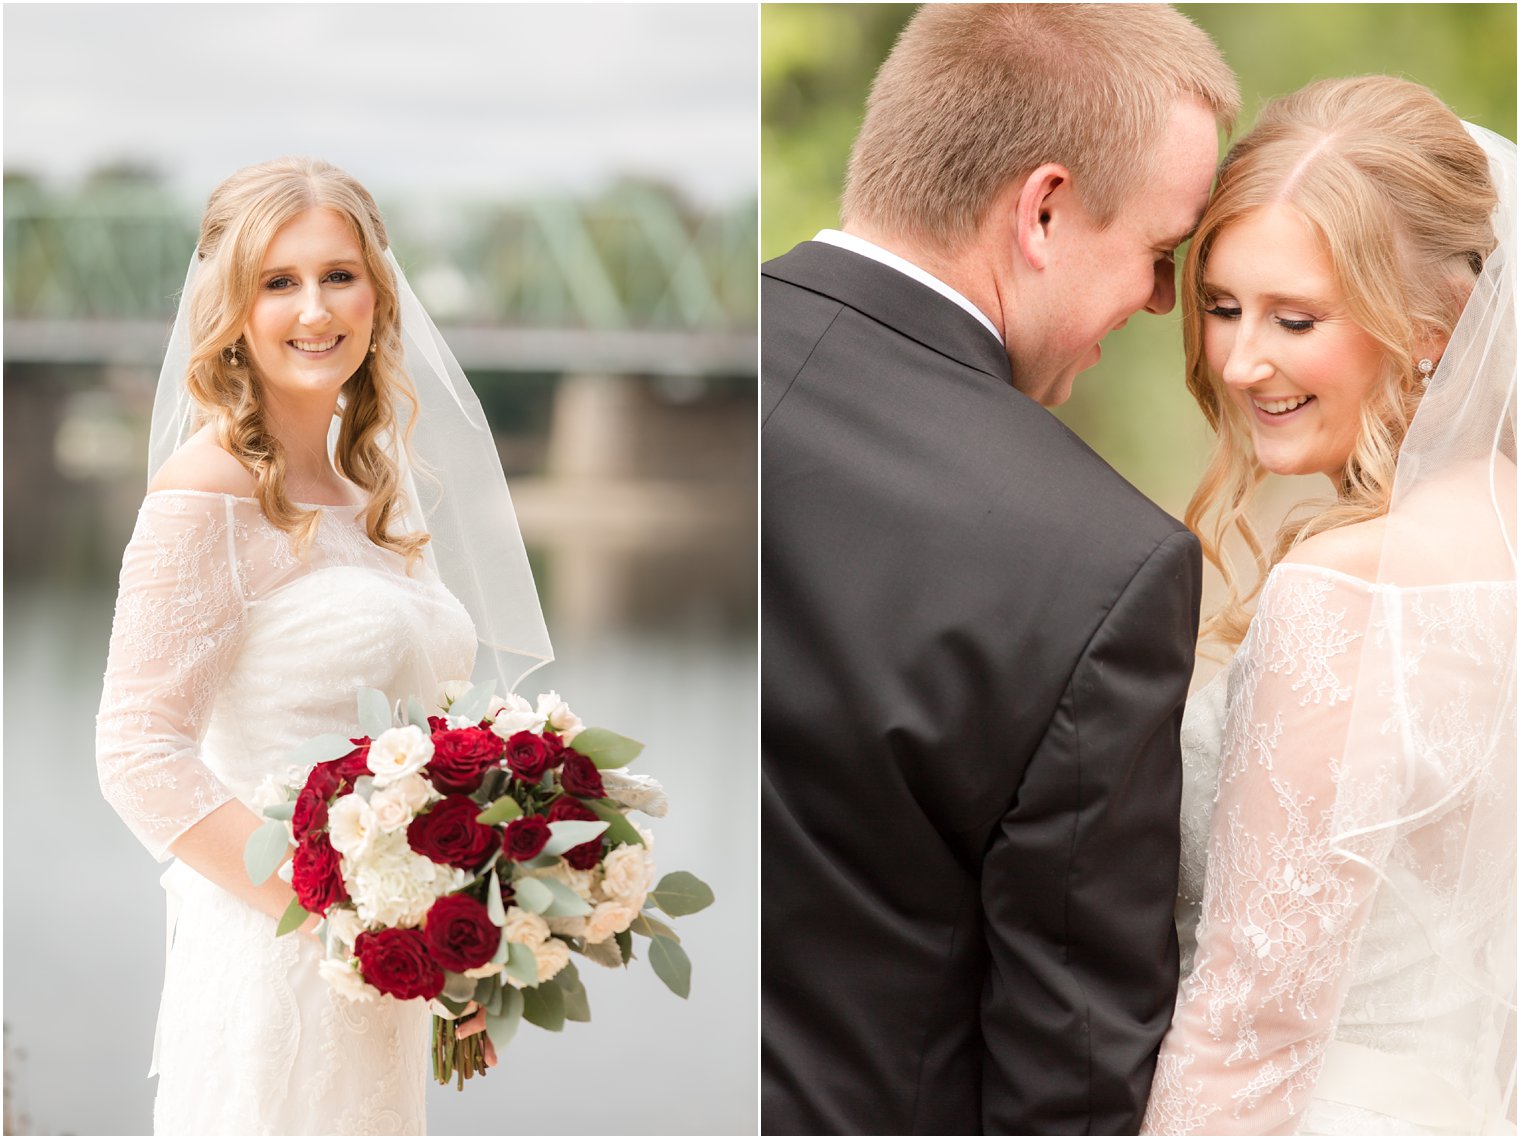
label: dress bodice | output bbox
[97,491,476,857]
[1149,562,1515,1135]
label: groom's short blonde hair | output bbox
[843,4,1239,249]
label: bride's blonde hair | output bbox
[1182,76,1497,647]
[186,156,428,562]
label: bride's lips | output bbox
[288,334,344,357]
[1251,394,1315,425]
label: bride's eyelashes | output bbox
[1203,301,1318,333]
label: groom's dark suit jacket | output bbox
[762,242,1201,1136]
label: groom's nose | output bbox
[1144,256,1177,315]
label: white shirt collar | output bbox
[812,228,1004,345]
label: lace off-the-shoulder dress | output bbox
[1143,563,1515,1136]
[96,491,477,1135]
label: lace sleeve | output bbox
[1142,567,1399,1135]
[95,493,246,861]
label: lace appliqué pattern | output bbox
[1144,564,1515,1135]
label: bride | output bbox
[95,157,551,1134]
[1142,78,1515,1135]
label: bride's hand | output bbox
[456,1002,499,1068]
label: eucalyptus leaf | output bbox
[512,876,553,915]
[648,936,692,999]
[486,869,507,927]
[505,942,538,988]
[357,687,392,738]
[275,895,309,938]
[585,799,644,847]
[286,733,359,768]
[442,970,478,1003]
[630,912,680,944]
[450,682,496,724]
[615,929,634,965]
[542,820,608,857]
[536,877,593,918]
[244,819,289,886]
[262,801,295,822]
[478,974,503,1017]
[556,961,591,1022]
[581,936,625,970]
[522,979,565,1031]
[486,987,524,1050]
[475,796,523,826]
[570,727,644,769]
[435,994,469,1018]
[490,928,512,966]
[406,695,430,731]
[649,871,715,917]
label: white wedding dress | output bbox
[1142,561,1515,1135]
[96,491,477,1135]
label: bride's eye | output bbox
[1275,316,1316,333]
[264,276,295,290]
[1204,303,1241,320]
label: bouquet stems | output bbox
[432,1014,490,1088]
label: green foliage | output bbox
[648,935,692,999]
[275,896,309,938]
[648,871,715,917]
[522,978,566,1031]
[244,819,289,886]
[356,688,392,738]
[543,820,609,856]
[570,727,645,769]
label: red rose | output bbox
[547,796,604,870]
[427,715,449,733]
[503,815,551,861]
[354,928,444,1001]
[302,761,344,801]
[423,893,501,973]
[407,795,500,869]
[427,726,504,794]
[559,750,605,799]
[336,738,372,782]
[540,732,568,767]
[291,785,329,838]
[503,731,553,781]
[291,831,348,915]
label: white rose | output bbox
[583,901,637,945]
[443,714,476,730]
[535,691,583,739]
[463,961,505,979]
[368,784,419,833]
[318,957,377,1003]
[532,937,571,983]
[276,857,295,884]
[489,692,545,739]
[501,906,551,947]
[328,795,379,860]
[601,844,655,908]
[367,725,434,787]
[322,907,365,949]
[599,769,669,818]
[250,774,288,813]
[435,679,471,714]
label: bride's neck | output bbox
[261,392,345,495]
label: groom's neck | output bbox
[840,219,1007,343]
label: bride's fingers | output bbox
[481,1030,498,1068]
[456,1006,487,1038]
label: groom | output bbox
[762,6,1238,1134]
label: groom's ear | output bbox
[1013,163,1070,271]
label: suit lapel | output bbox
[763,241,1013,387]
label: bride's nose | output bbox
[1219,326,1273,388]
[298,282,332,327]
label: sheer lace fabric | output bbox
[1145,562,1515,1136]
[96,491,477,1134]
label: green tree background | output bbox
[762,3,1517,521]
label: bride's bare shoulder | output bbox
[1279,517,1385,581]
[147,428,257,499]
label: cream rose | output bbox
[535,691,583,741]
[489,692,544,738]
[601,844,655,908]
[532,937,571,983]
[501,906,551,947]
[366,725,434,787]
[583,901,638,945]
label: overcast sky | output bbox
[3,3,758,206]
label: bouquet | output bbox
[244,682,714,1087]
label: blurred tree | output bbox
[762,2,1516,518]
